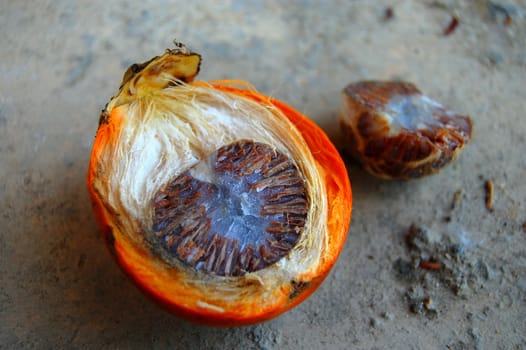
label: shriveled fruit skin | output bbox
[340,81,473,180]
[87,44,352,326]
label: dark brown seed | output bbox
[260,245,274,264]
[165,234,179,250]
[261,197,308,216]
[266,221,298,234]
[177,239,196,260]
[265,186,305,203]
[239,245,255,272]
[151,140,308,276]
[204,233,220,260]
[224,240,240,276]
[204,234,220,272]
[216,236,229,274]
[267,238,293,253]
[249,255,262,271]
[260,157,293,177]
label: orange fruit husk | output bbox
[87,45,352,326]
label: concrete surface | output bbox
[1,1,525,349]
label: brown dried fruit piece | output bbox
[340,81,473,179]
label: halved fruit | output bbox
[87,42,352,326]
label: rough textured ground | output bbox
[1,1,525,349]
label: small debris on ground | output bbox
[444,15,459,35]
[485,179,494,212]
[383,7,394,21]
[405,285,439,317]
[451,189,463,210]
[393,224,491,317]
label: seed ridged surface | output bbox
[152,140,308,276]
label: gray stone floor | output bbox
[1,1,525,349]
